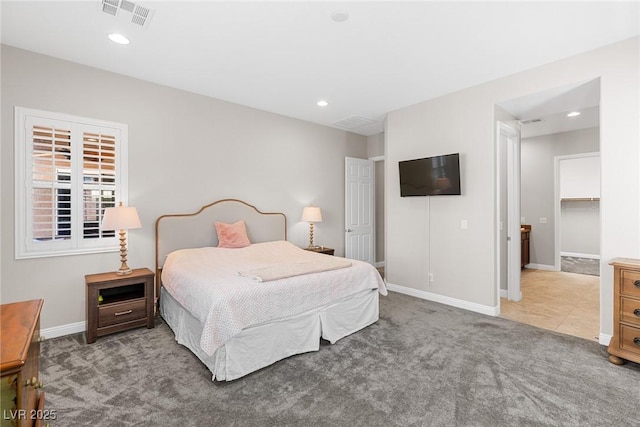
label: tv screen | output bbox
[399,153,461,196]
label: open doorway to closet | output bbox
[496,79,601,342]
[373,156,385,277]
[367,132,385,278]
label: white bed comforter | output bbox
[161,240,387,356]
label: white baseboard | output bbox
[599,333,612,346]
[561,252,600,260]
[525,263,558,271]
[375,261,385,268]
[386,283,499,317]
[500,289,508,298]
[41,321,86,339]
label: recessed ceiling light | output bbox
[331,10,349,23]
[317,100,329,107]
[567,111,581,117]
[108,33,130,45]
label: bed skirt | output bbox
[160,286,380,381]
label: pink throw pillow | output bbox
[215,220,251,248]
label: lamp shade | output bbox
[101,204,142,230]
[301,206,322,223]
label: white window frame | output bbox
[15,107,128,259]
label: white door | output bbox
[497,122,522,302]
[345,157,374,264]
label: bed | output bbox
[155,199,387,381]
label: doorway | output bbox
[555,153,601,275]
[371,156,385,272]
[495,79,601,341]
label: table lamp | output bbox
[301,205,322,248]
[101,202,142,275]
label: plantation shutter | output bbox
[29,120,73,243]
[17,107,127,259]
[82,130,117,239]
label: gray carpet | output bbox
[561,256,600,276]
[41,292,639,426]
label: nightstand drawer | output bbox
[621,297,640,327]
[619,324,640,355]
[98,298,146,328]
[621,270,640,297]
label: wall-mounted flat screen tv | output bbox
[399,153,461,196]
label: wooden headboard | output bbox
[154,198,287,296]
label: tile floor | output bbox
[500,268,600,341]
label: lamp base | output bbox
[115,229,132,275]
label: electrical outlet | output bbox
[521,217,526,224]
[429,273,434,282]
[461,219,468,230]
[539,217,547,224]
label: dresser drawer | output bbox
[98,298,146,328]
[621,297,640,327]
[621,269,640,297]
[620,324,640,356]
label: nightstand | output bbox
[85,268,155,344]
[305,246,335,256]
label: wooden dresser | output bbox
[1,299,45,427]
[608,258,640,365]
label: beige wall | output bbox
[1,45,367,330]
[521,127,600,266]
[385,37,639,340]
[367,133,384,158]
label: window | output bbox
[15,107,128,258]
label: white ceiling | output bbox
[1,1,638,136]
[499,78,602,138]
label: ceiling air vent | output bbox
[100,0,155,29]
[520,118,544,125]
[120,0,136,12]
[332,116,376,130]
[102,0,119,16]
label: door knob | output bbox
[345,228,353,232]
